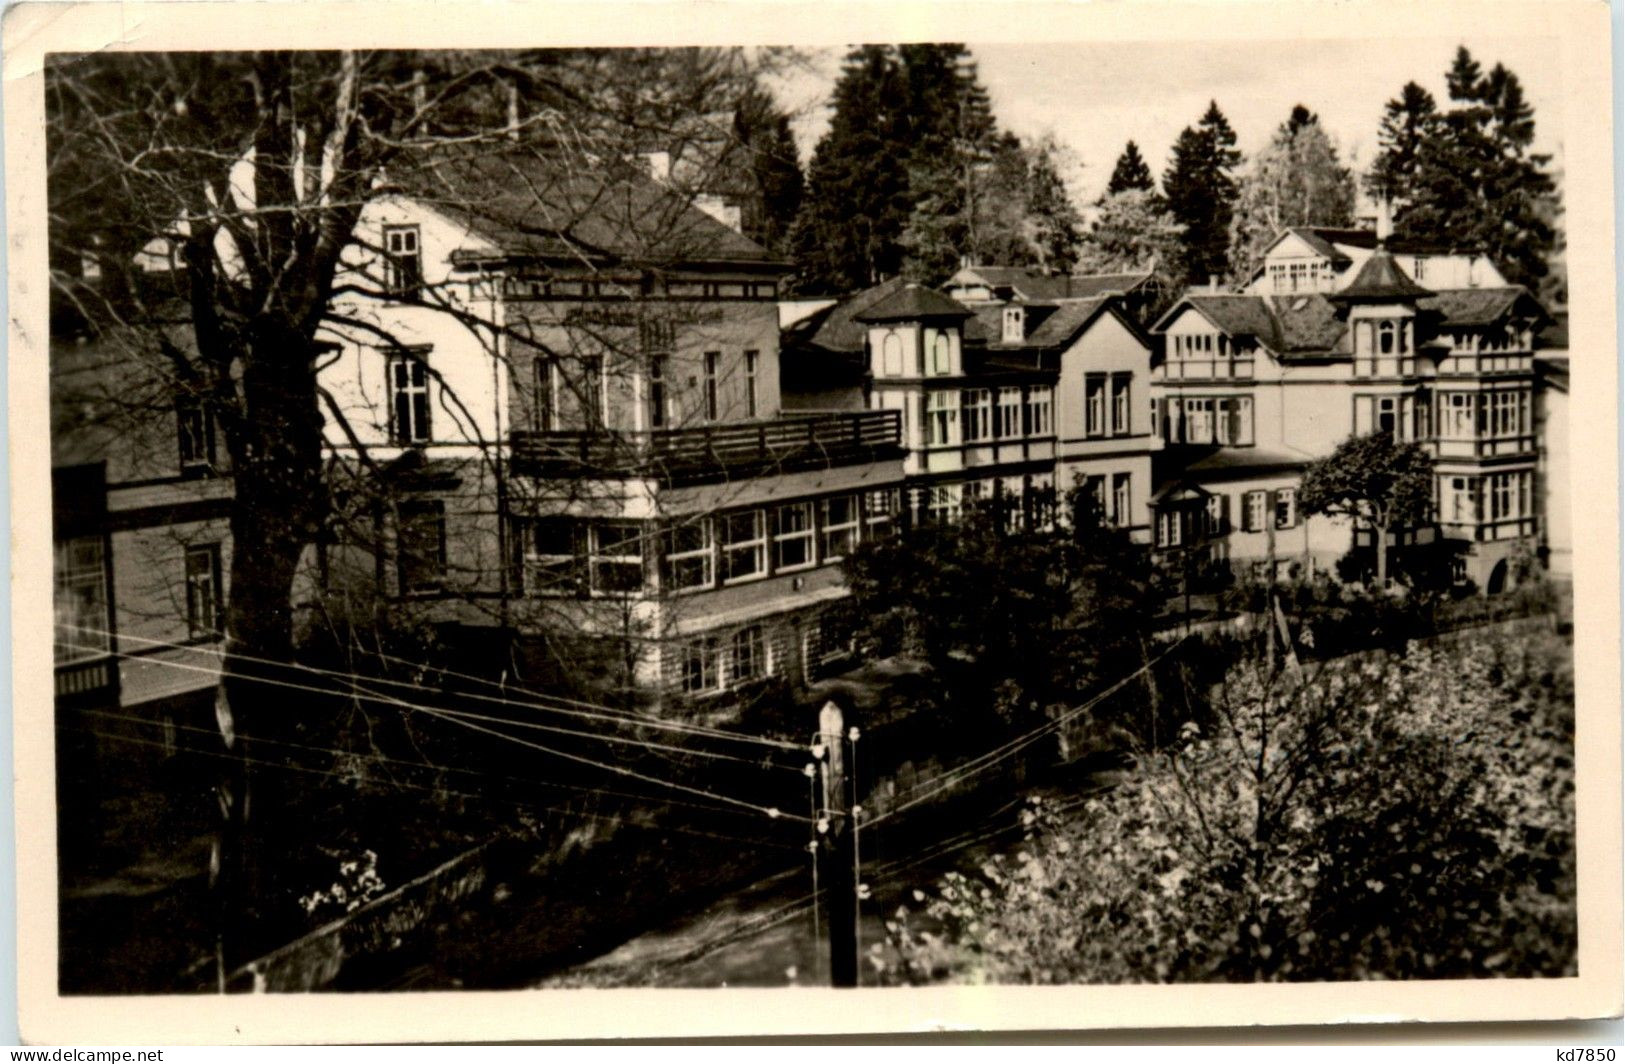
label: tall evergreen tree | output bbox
[1227,105,1357,282]
[1026,138,1084,274]
[1365,82,1440,204]
[1106,140,1156,196]
[730,84,805,258]
[1162,100,1242,285]
[789,46,911,292]
[1384,47,1556,287]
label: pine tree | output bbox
[1385,47,1556,288]
[729,83,804,258]
[1026,138,1084,274]
[1162,100,1241,285]
[1365,82,1440,204]
[1227,105,1357,282]
[789,45,911,292]
[1106,140,1156,197]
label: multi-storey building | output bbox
[314,156,905,707]
[780,278,1157,537]
[1150,229,1549,590]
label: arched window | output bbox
[881,332,903,377]
[1378,321,1396,355]
[932,332,952,375]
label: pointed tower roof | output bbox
[855,283,975,324]
[1330,246,1433,304]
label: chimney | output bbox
[1376,198,1393,244]
[1209,274,1220,293]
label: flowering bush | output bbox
[873,630,1575,983]
[298,849,387,919]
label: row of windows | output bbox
[1154,488,1297,548]
[914,477,1057,531]
[1077,473,1135,528]
[877,329,956,379]
[1267,260,1333,294]
[535,349,762,432]
[1441,472,1534,526]
[1167,333,1251,360]
[518,491,899,598]
[921,386,1053,448]
[53,536,223,666]
[1437,389,1533,441]
[504,276,778,303]
[1158,395,1255,446]
[1083,373,1133,438]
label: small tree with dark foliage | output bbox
[1298,432,1434,589]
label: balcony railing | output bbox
[510,410,904,485]
[1156,358,1255,381]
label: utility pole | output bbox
[812,700,858,987]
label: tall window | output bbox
[961,389,991,442]
[648,356,668,429]
[1274,487,1298,530]
[774,502,816,571]
[662,518,713,592]
[744,350,759,418]
[581,357,604,428]
[176,394,216,472]
[864,490,897,538]
[54,536,108,664]
[1446,476,1478,523]
[926,391,960,447]
[1110,374,1130,435]
[1155,510,1183,548]
[383,225,422,300]
[820,495,860,560]
[1085,374,1106,436]
[704,351,721,421]
[881,333,903,377]
[397,500,446,595]
[721,510,766,583]
[535,359,556,432]
[1441,392,1474,439]
[1185,398,1215,445]
[184,544,223,639]
[1377,396,1399,438]
[731,625,766,684]
[1243,490,1268,532]
[997,387,1023,438]
[1112,473,1131,528]
[388,352,431,445]
[680,636,721,695]
[1026,386,1053,438]
[589,522,645,595]
[1213,397,1254,446]
[523,517,584,596]
[1082,476,1106,523]
[929,332,953,375]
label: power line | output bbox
[57,641,806,823]
[62,624,800,751]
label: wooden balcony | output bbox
[510,410,904,486]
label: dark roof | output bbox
[1418,287,1550,328]
[405,151,776,268]
[952,267,1153,301]
[1535,354,1569,392]
[782,277,907,354]
[855,283,975,323]
[1154,293,1347,358]
[1330,248,1433,303]
[1153,448,1309,495]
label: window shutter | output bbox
[1267,489,1279,530]
[1220,493,1231,535]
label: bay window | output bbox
[1025,386,1053,438]
[997,387,1023,439]
[926,390,960,447]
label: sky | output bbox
[768,35,1565,205]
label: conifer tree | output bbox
[730,84,805,258]
[1026,138,1084,274]
[1106,140,1156,197]
[1375,47,1556,288]
[1162,100,1241,285]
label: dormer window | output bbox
[1002,306,1025,344]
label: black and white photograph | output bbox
[10,0,1620,1043]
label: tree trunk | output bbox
[213,319,329,978]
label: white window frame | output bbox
[820,495,860,561]
[773,502,816,572]
[383,224,422,300]
[680,636,721,695]
[925,483,963,525]
[997,387,1023,439]
[721,509,767,584]
[881,332,903,377]
[864,490,897,537]
[703,351,721,422]
[184,543,223,639]
[589,521,645,596]
[1085,374,1106,437]
[388,351,432,445]
[1274,487,1298,530]
[1026,386,1053,438]
[1244,490,1268,533]
[929,332,953,376]
[1185,397,1215,445]
[1112,473,1131,527]
[54,535,109,665]
[961,389,992,442]
[926,390,961,448]
[1110,374,1130,436]
[661,517,713,593]
[730,625,766,685]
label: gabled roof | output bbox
[1329,248,1433,303]
[1264,226,1361,264]
[404,150,777,268]
[855,283,975,324]
[1153,292,1348,359]
[781,277,907,354]
[1419,287,1550,328]
[948,266,1154,302]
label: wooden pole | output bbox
[813,701,858,987]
